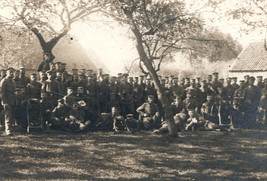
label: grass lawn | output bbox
[0,129,266,180]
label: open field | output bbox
[0,129,266,180]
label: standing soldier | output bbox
[244,75,250,87]
[13,70,27,130]
[225,77,235,103]
[243,76,261,128]
[0,68,16,136]
[256,76,264,90]
[258,78,267,126]
[170,77,185,100]
[41,70,61,110]
[231,77,239,91]
[27,73,42,129]
[209,72,223,95]
[0,69,6,81]
[19,67,30,87]
[37,52,53,72]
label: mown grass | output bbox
[0,129,266,180]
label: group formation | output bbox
[0,57,267,136]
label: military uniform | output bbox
[136,95,160,130]
[0,68,16,135]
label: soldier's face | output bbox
[14,71,20,78]
[249,79,254,86]
[6,70,14,78]
[20,69,25,75]
[31,75,37,82]
[148,97,154,103]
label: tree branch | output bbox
[139,60,148,75]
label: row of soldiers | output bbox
[0,60,267,135]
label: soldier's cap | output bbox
[148,95,154,98]
[196,77,201,80]
[58,99,64,103]
[126,114,134,118]
[117,73,123,76]
[165,76,169,79]
[239,80,245,83]
[212,72,219,75]
[173,77,178,79]
[244,75,249,78]
[72,68,78,71]
[72,73,78,76]
[170,75,174,77]
[257,76,263,78]
[161,78,166,81]
[185,77,190,80]
[201,80,206,82]
[232,77,237,80]
[219,78,224,81]
[30,73,37,76]
[91,73,97,76]
[61,63,66,65]
[19,67,26,70]
[208,75,212,77]
[55,62,62,65]
[87,69,92,72]
[80,68,86,71]
[191,79,195,82]
[158,75,162,78]
[122,73,129,77]
[139,75,144,77]
[6,67,14,71]
[249,76,255,81]
[134,77,138,79]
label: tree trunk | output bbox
[125,12,178,137]
[143,60,178,137]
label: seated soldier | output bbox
[136,95,160,130]
[125,114,139,133]
[95,106,122,131]
[171,96,184,116]
[153,111,187,134]
[50,99,72,130]
[113,107,126,133]
[185,109,205,131]
[201,94,218,124]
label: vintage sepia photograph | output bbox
[0,0,266,180]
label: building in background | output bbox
[229,41,267,80]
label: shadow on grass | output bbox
[0,129,266,180]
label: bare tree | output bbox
[0,0,109,60]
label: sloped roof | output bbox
[230,42,267,72]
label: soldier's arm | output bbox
[136,103,145,116]
[0,81,8,104]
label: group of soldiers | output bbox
[0,56,267,135]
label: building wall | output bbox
[229,71,267,81]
